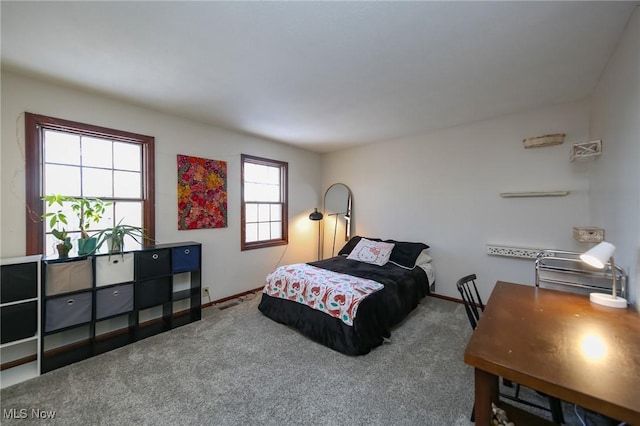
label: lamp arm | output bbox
[610,256,617,298]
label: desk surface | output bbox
[464,281,640,424]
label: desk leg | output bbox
[474,368,499,426]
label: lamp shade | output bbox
[580,241,615,269]
[309,208,323,221]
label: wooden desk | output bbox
[464,281,640,426]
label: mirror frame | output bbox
[322,183,353,258]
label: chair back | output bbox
[456,274,484,330]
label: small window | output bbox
[241,154,288,250]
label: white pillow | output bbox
[415,250,432,266]
[346,238,395,266]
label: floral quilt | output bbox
[263,263,384,326]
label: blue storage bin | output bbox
[171,245,200,273]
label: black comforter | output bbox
[258,256,430,355]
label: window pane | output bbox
[263,184,280,202]
[246,203,258,222]
[114,142,141,172]
[81,136,112,168]
[258,222,270,240]
[246,183,279,202]
[266,166,280,185]
[246,223,258,242]
[270,222,282,239]
[44,201,74,232]
[244,182,258,202]
[44,234,57,257]
[91,203,114,232]
[114,171,141,198]
[270,204,281,221]
[115,202,142,228]
[258,204,270,222]
[83,168,113,198]
[44,164,81,195]
[44,130,80,165]
[244,163,267,183]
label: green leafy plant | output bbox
[70,197,110,239]
[41,194,73,254]
[95,219,151,255]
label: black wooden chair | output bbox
[457,274,565,424]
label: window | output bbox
[25,113,155,256]
[241,154,288,250]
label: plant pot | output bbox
[56,242,71,258]
[106,236,123,254]
[77,237,97,255]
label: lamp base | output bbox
[589,292,627,308]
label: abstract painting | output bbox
[177,154,227,230]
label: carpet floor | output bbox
[0,293,618,425]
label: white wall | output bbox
[1,71,323,300]
[323,100,592,301]
[589,7,640,308]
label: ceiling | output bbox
[1,1,637,153]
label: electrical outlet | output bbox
[203,287,210,297]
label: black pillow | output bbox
[384,240,430,268]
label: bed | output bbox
[258,236,434,355]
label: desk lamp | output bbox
[309,208,323,261]
[579,241,627,308]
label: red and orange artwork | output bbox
[177,154,227,230]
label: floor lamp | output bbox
[309,208,323,261]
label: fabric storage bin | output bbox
[1,262,38,303]
[45,292,92,332]
[136,249,171,281]
[95,253,134,287]
[1,301,37,343]
[96,283,134,320]
[45,258,93,296]
[171,245,200,273]
[135,277,171,310]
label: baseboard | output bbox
[202,286,263,309]
[428,293,464,304]
[204,288,463,309]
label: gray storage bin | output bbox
[96,283,134,320]
[45,259,93,296]
[45,292,92,332]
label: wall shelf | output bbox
[499,191,569,198]
[570,140,602,161]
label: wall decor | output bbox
[570,140,602,161]
[177,154,227,230]
[573,227,605,243]
[522,133,565,149]
[486,244,545,259]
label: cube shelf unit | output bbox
[39,241,202,374]
[1,255,42,389]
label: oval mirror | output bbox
[322,183,353,258]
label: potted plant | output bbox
[42,194,73,258]
[95,219,150,255]
[70,197,110,255]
